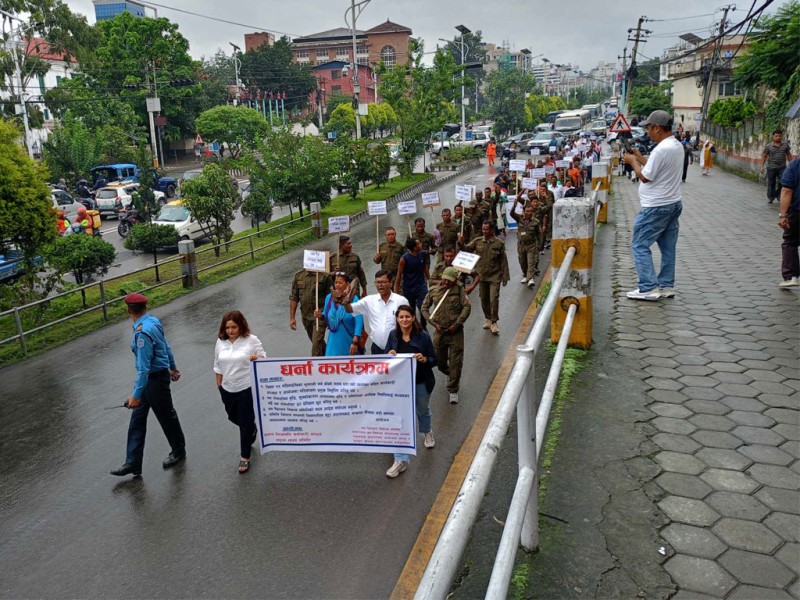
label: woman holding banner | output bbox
[385,305,437,478]
[213,310,266,474]
[394,237,430,330]
[316,273,365,356]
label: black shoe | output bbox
[162,451,186,469]
[111,463,141,477]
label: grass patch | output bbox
[0,174,432,367]
[534,280,551,307]
[511,562,531,600]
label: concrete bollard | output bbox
[178,239,198,289]
[310,202,322,238]
[550,197,594,349]
[592,161,609,223]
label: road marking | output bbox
[100,227,117,234]
[390,268,553,599]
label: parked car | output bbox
[591,120,608,136]
[500,132,535,150]
[51,189,81,219]
[527,131,566,154]
[534,123,553,133]
[431,130,491,155]
[90,163,178,198]
[95,183,166,218]
[152,200,207,242]
[0,245,43,282]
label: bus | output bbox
[581,104,602,119]
[545,110,567,124]
[553,110,591,134]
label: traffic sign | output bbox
[194,133,204,145]
[608,113,632,134]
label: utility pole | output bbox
[623,16,651,117]
[618,47,628,113]
[230,43,242,106]
[700,5,734,133]
[456,25,471,142]
[145,62,160,168]
[1,9,34,158]
[346,0,370,139]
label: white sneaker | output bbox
[626,288,661,301]
[449,392,459,404]
[527,279,536,289]
[520,277,528,284]
[386,461,408,478]
[491,322,500,335]
[660,287,675,298]
[483,319,491,329]
[423,431,435,448]
[779,277,799,288]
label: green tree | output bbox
[628,83,672,117]
[240,180,273,231]
[734,0,800,129]
[325,103,356,138]
[41,114,100,185]
[180,163,238,255]
[326,93,353,116]
[195,105,269,158]
[43,234,116,284]
[483,68,539,135]
[122,222,179,253]
[708,97,758,127]
[378,41,459,176]
[525,94,567,127]
[239,37,316,113]
[0,119,57,260]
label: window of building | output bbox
[336,46,350,60]
[38,74,46,94]
[43,109,50,121]
[357,44,368,55]
[295,48,310,60]
[331,85,342,94]
[331,70,340,80]
[56,75,62,85]
[718,80,740,97]
[380,45,396,68]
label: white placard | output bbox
[531,168,547,178]
[454,185,472,202]
[397,200,417,215]
[303,249,330,273]
[451,251,481,273]
[328,215,350,234]
[467,184,477,198]
[367,201,387,216]
[421,191,440,207]
[522,177,537,190]
[531,148,541,156]
[556,160,571,168]
[251,356,417,455]
[509,159,527,172]
[545,165,556,174]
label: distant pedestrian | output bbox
[486,139,497,167]
[385,305,438,478]
[622,110,684,301]
[342,270,408,354]
[778,157,800,288]
[289,267,331,356]
[316,272,365,355]
[761,130,792,205]
[213,310,266,474]
[700,140,715,176]
[111,293,186,478]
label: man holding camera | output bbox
[622,110,684,301]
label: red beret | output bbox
[124,292,149,304]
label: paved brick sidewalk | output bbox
[612,165,799,599]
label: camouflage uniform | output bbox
[464,236,510,323]
[421,282,471,393]
[290,269,331,356]
[510,203,541,280]
[376,241,404,277]
[435,220,461,259]
[332,251,367,292]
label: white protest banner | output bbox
[531,148,541,156]
[522,177,537,190]
[303,249,330,273]
[509,159,527,172]
[251,356,418,455]
[531,167,547,178]
[451,251,480,274]
[454,185,472,202]
[421,191,440,207]
[467,184,477,198]
[545,165,556,174]
[556,160,571,168]
[397,200,417,215]
[367,201,387,216]
[328,215,350,234]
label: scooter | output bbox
[117,207,144,238]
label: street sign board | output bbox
[608,113,632,134]
[194,133,204,145]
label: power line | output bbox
[645,12,718,22]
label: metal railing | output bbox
[415,183,604,599]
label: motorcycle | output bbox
[75,180,97,210]
[500,145,517,167]
[117,207,145,238]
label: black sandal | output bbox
[238,459,250,474]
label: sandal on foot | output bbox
[238,459,250,474]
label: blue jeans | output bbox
[631,202,682,292]
[394,382,431,462]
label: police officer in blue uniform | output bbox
[111,293,186,477]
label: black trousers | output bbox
[767,168,785,201]
[126,370,185,467]
[782,212,800,280]
[219,386,257,459]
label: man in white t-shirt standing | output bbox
[622,110,685,301]
[342,269,408,353]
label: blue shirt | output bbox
[780,158,800,212]
[131,313,176,398]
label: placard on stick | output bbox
[367,201,387,216]
[397,200,417,215]
[328,215,350,234]
[509,159,527,172]
[556,160,571,168]
[531,167,546,178]
[304,249,330,273]
[451,251,480,274]
[545,165,556,174]
[454,185,472,202]
[421,191,440,207]
[531,148,541,156]
[522,177,537,190]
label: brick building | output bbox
[244,32,275,53]
[311,60,377,114]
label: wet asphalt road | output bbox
[0,163,546,599]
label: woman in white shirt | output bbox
[213,310,266,474]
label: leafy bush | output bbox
[43,234,116,283]
[123,223,180,253]
[708,97,759,128]
[439,146,483,163]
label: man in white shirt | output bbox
[342,270,408,353]
[622,110,684,301]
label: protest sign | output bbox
[367,201,387,216]
[421,191,440,207]
[397,200,417,215]
[556,160,571,168]
[509,159,527,172]
[328,215,350,234]
[522,177,537,190]
[531,167,546,178]
[545,165,556,174]
[454,185,472,202]
[303,249,329,273]
[451,251,480,273]
[531,148,540,156]
[252,356,418,455]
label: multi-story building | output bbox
[92,0,152,21]
[310,60,377,115]
[244,32,275,53]
[290,20,411,68]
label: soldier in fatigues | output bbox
[412,218,436,268]
[453,203,474,243]
[373,226,404,278]
[464,221,510,335]
[422,267,471,404]
[290,269,331,356]
[431,245,479,294]
[435,208,460,261]
[332,235,368,296]
[510,201,540,289]
[534,181,555,250]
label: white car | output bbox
[152,200,207,242]
[95,183,165,218]
[51,189,81,219]
[431,131,491,155]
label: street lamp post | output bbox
[345,0,371,139]
[1,8,34,158]
[229,43,242,106]
[455,25,471,142]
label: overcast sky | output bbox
[64,0,782,71]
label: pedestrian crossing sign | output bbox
[194,134,204,145]
[609,114,632,134]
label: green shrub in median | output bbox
[123,223,180,253]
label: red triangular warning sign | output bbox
[609,114,632,134]
[194,134,204,145]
